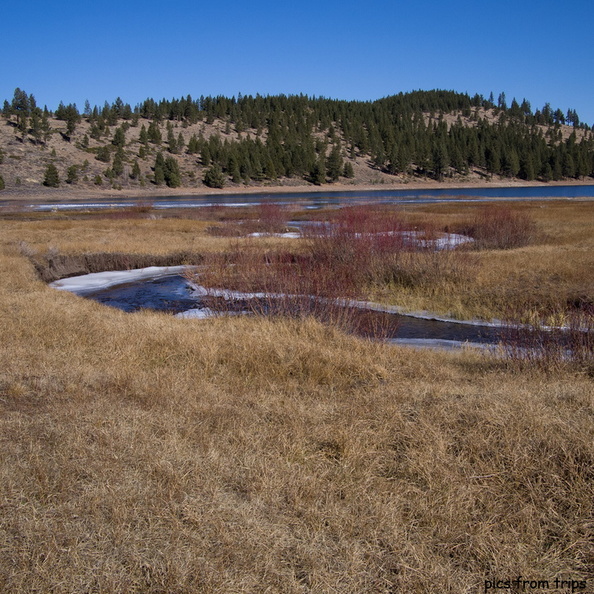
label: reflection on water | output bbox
[83,274,503,346]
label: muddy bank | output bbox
[27,250,204,283]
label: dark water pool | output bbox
[83,274,504,346]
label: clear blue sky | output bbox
[1,0,593,124]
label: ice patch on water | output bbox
[247,231,302,239]
[175,307,219,319]
[49,266,189,294]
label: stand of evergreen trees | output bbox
[2,88,594,187]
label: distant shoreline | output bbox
[2,178,594,204]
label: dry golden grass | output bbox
[1,207,593,592]
[368,201,594,321]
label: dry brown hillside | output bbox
[1,104,591,198]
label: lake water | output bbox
[28,184,594,211]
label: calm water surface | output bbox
[26,184,594,211]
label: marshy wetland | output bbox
[1,195,593,592]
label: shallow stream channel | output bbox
[51,267,506,351]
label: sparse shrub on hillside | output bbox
[0,174,4,190]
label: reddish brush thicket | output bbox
[192,207,476,338]
[501,306,594,372]
[206,203,290,236]
[461,205,536,249]
[255,202,288,233]
[307,207,407,277]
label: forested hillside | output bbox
[1,88,593,193]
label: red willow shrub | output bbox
[192,244,400,339]
[190,206,475,339]
[253,202,288,233]
[501,306,594,372]
[461,205,536,249]
[306,206,408,288]
[205,203,290,237]
[190,207,409,338]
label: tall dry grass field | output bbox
[0,204,593,592]
[369,201,594,321]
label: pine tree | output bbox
[310,155,326,185]
[96,145,111,163]
[17,113,28,139]
[263,157,277,179]
[540,162,553,182]
[201,145,211,166]
[66,165,79,184]
[203,164,225,188]
[139,124,149,145]
[29,109,42,144]
[432,141,449,180]
[186,134,199,154]
[154,152,165,185]
[167,125,177,153]
[227,153,241,183]
[147,121,162,144]
[112,147,125,176]
[163,156,181,187]
[520,156,536,181]
[112,126,126,147]
[343,161,355,178]
[131,159,141,180]
[326,144,343,181]
[43,163,60,187]
[562,152,576,178]
[504,148,520,177]
[11,88,31,117]
[55,103,81,139]
[497,92,507,110]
